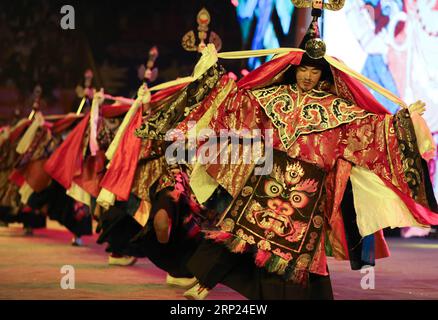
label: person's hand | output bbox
[409,100,426,116]
[137,83,151,105]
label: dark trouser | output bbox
[128,229,198,278]
[187,239,334,300]
[128,188,199,278]
[0,206,46,229]
[21,210,47,229]
[28,182,92,237]
[98,190,199,279]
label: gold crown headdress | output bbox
[182,8,222,52]
[75,69,95,114]
[75,69,94,98]
[292,0,345,59]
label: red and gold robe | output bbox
[198,80,438,283]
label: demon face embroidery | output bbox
[250,161,319,242]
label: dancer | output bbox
[178,0,438,299]
[44,82,134,246]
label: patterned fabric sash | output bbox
[206,150,326,285]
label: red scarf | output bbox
[237,51,390,115]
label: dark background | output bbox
[0,0,243,121]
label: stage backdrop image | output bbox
[324,0,438,197]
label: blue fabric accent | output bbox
[362,54,400,114]
[361,234,376,266]
[248,0,274,69]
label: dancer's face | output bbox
[296,65,322,93]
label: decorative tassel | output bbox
[254,249,272,267]
[204,230,233,242]
[277,259,289,275]
[204,231,248,252]
[265,255,280,273]
[226,237,248,253]
[284,263,295,280]
[290,269,309,287]
[361,234,376,266]
[264,255,290,275]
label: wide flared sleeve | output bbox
[339,109,438,236]
[190,86,273,203]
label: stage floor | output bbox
[1,222,437,300]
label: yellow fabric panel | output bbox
[149,44,219,92]
[188,79,234,137]
[96,188,116,210]
[189,80,236,203]
[19,182,34,205]
[189,161,220,204]
[350,166,425,236]
[66,182,91,206]
[411,112,436,161]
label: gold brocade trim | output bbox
[182,78,236,204]
[327,228,348,260]
[187,79,235,137]
[136,90,188,140]
[132,157,166,201]
[325,160,351,260]
[214,143,256,194]
[136,65,224,140]
[384,115,399,187]
[0,182,20,212]
[332,66,357,104]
